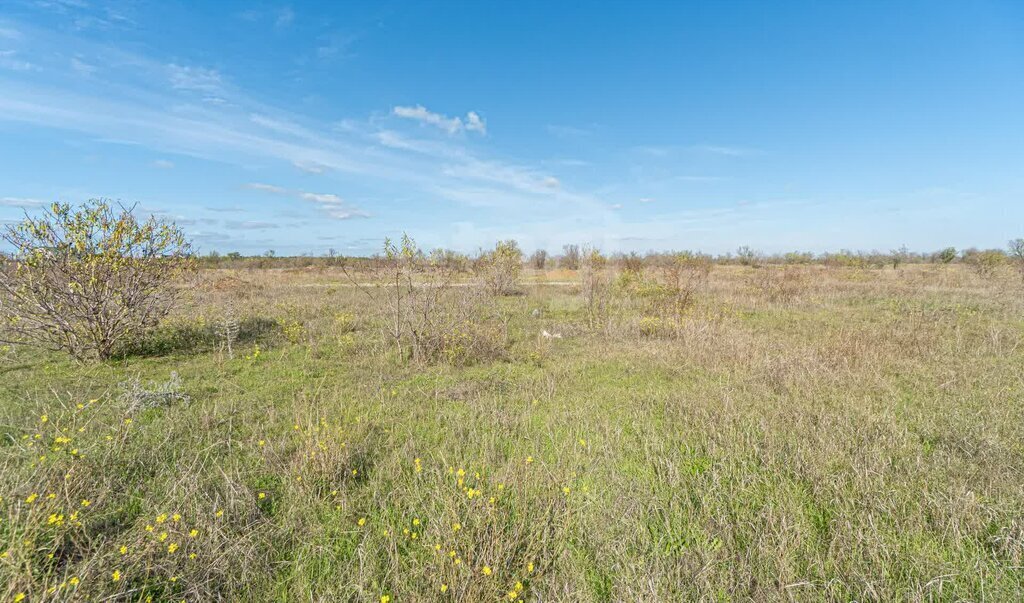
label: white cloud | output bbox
[300,192,343,204]
[638,197,654,203]
[692,144,758,157]
[245,182,288,194]
[0,197,47,208]
[225,220,280,230]
[246,183,368,220]
[168,64,223,94]
[393,105,486,136]
[151,159,174,169]
[465,111,486,135]
[69,56,96,76]
[0,27,23,40]
[275,7,295,28]
[293,160,329,174]
[0,50,37,72]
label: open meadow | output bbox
[2,260,1024,601]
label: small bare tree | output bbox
[580,248,610,329]
[529,249,548,270]
[661,252,712,313]
[560,244,581,270]
[0,200,195,361]
[1009,239,1024,280]
[216,306,240,359]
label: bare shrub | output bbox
[560,244,581,270]
[344,234,505,364]
[753,266,808,302]
[661,252,712,312]
[477,239,523,296]
[215,306,240,359]
[529,249,548,270]
[964,249,1007,277]
[580,248,611,329]
[0,200,195,361]
[118,371,191,411]
[736,245,760,267]
[620,252,644,275]
[1009,239,1024,280]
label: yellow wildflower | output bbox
[482,565,492,576]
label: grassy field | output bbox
[2,264,1023,601]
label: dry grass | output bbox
[1,264,1023,601]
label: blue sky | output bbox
[1,1,1022,256]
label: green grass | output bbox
[2,265,1023,601]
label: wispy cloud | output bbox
[151,159,175,169]
[293,160,330,174]
[69,56,96,76]
[0,50,38,72]
[0,197,47,208]
[225,220,280,230]
[275,7,295,28]
[692,144,760,157]
[168,64,223,94]
[393,105,486,136]
[245,182,369,220]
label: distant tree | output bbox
[1009,239,1024,279]
[226,251,242,259]
[621,252,644,274]
[264,249,276,258]
[560,244,581,270]
[936,247,957,264]
[0,200,195,361]
[529,249,548,270]
[890,245,910,269]
[736,246,759,267]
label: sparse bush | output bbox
[964,249,1007,277]
[783,251,814,265]
[621,252,644,274]
[580,248,611,329]
[661,252,712,312]
[478,239,523,296]
[0,200,195,361]
[118,371,191,412]
[215,307,240,359]
[560,244,581,270]
[936,247,958,264]
[1009,239,1024,280]
[529,249,548,270]
[754,266,808,302]
[736,245,759,267]
[345,235,504,364]
[429,248,470,273]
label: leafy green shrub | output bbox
[478,240,523,296]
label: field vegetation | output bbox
[2,207,1024,601]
